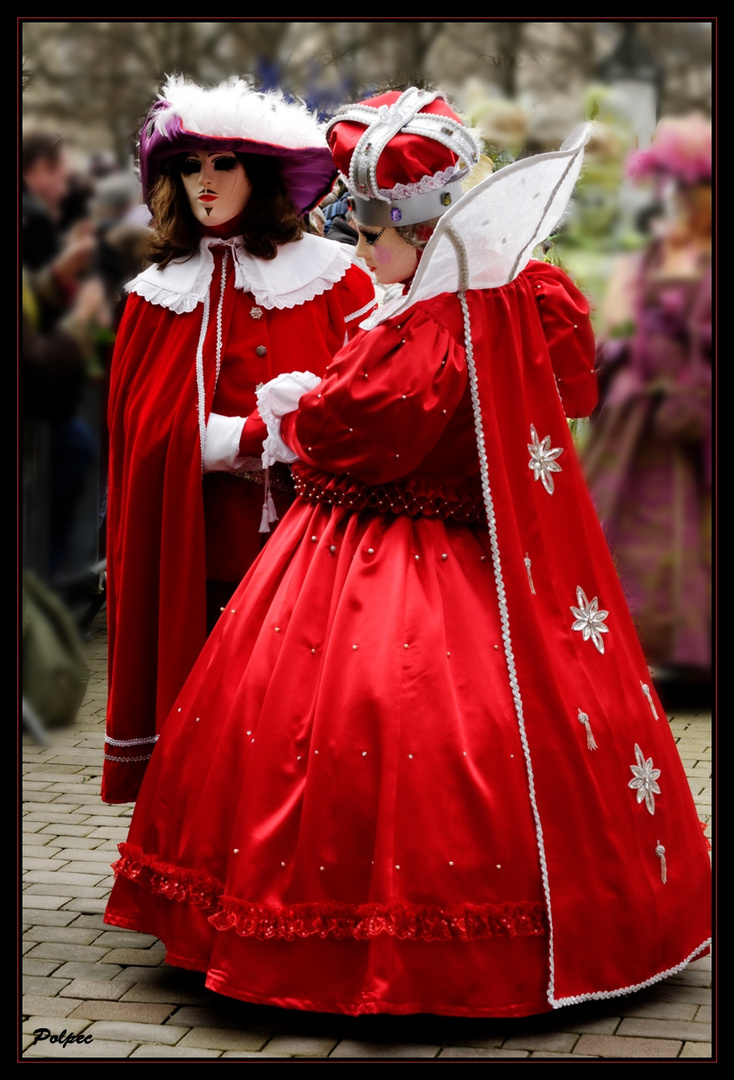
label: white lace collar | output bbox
[126,232,354,314]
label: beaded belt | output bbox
[292,465,484,523]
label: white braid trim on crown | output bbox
[377,163,469,200]
[153,74,330,151]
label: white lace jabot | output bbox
[126,232,354,314]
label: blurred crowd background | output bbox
[21,20,713,733]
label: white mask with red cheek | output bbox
[180,151,252,227]
[354,224,419,286]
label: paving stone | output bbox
[23,858,71,871]
[22,926,104,946]
[574,1035,682,1058]
[61,897,109,913]
[23,1015,93,1036]
[23,845,63,858]
[262,1033,341,1056]
[530,1052,600,1058]
[59,979,134,1000]
[24,871,109,888]
[99,947,167,967]
[93,930,160,949]
[25,942,112,964]
[440,1035,503,1049]
[66,1001,177,1024]
[220,1052,296,1058]
[695,1005,711,1024]
[38,823,97,837]
[53,962,124,982]
[647,986,710,1006]
[118,985,216,1006]
[87,827,129,840]
[56,862,116,878]
[19,894,69,910]
[70,914,118,930]
[618,999,698,1021]
[45,836,107,850]
[21,908,79,926]
[24,802,85,815]
[161,1006,252,1028]
[23,960,65,977]
[24,767,87,779]
[84,1021,190,1045]
[680,1042,713,1058]
[557,1016,620,1035]
[617,1018,711,1042]
[22,976,72,996]
[110,966,186,985]
[25,883,109,899]
[689,954,711,971]
[57,847,119,863]
[438,1048,530,1058]
[23,1039,139,1059]
[178,1028,272,1052]
[130,1046,224,1058]
[22,995,84,1017]
[502,1032,578,1053]
[330,1041,440,1058]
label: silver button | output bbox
[255,345,267,357]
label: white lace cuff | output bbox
[203,412,255,474]
[256,371,321,467]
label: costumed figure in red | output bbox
[102,77,375,803]
[105,89,711,1017]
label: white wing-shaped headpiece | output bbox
[361,124,590,329]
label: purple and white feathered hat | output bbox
[139,75,337,216]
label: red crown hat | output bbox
[326,88,480,228]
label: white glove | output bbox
[256,371,321,467]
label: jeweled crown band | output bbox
[350,181,465,229]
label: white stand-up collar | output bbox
[126,232,354,314]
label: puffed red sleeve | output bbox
[280,301,467,486]
[525,260,598,418]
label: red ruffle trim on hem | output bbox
[291,463,485,523]
[113,843,547,943]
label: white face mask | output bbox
[180,151,252,227]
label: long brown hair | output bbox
[145,152,305,268]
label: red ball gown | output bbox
[105,132,711,1014]
[104,253,711,1016]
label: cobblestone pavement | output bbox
[21,614,714,1061]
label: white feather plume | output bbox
[153,74,329,150]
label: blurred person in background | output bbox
[583,114,712,689]
[22,129,111,583]
[101,76,374,804]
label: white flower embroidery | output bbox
[527,425,563,494]
[570,587,609,654]
[628,744,661,815]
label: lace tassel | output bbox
[656,841,667,884]
[641,681,659,720]
[577,709,598,750]
[524,553,536,595]
[259,467,279,534]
